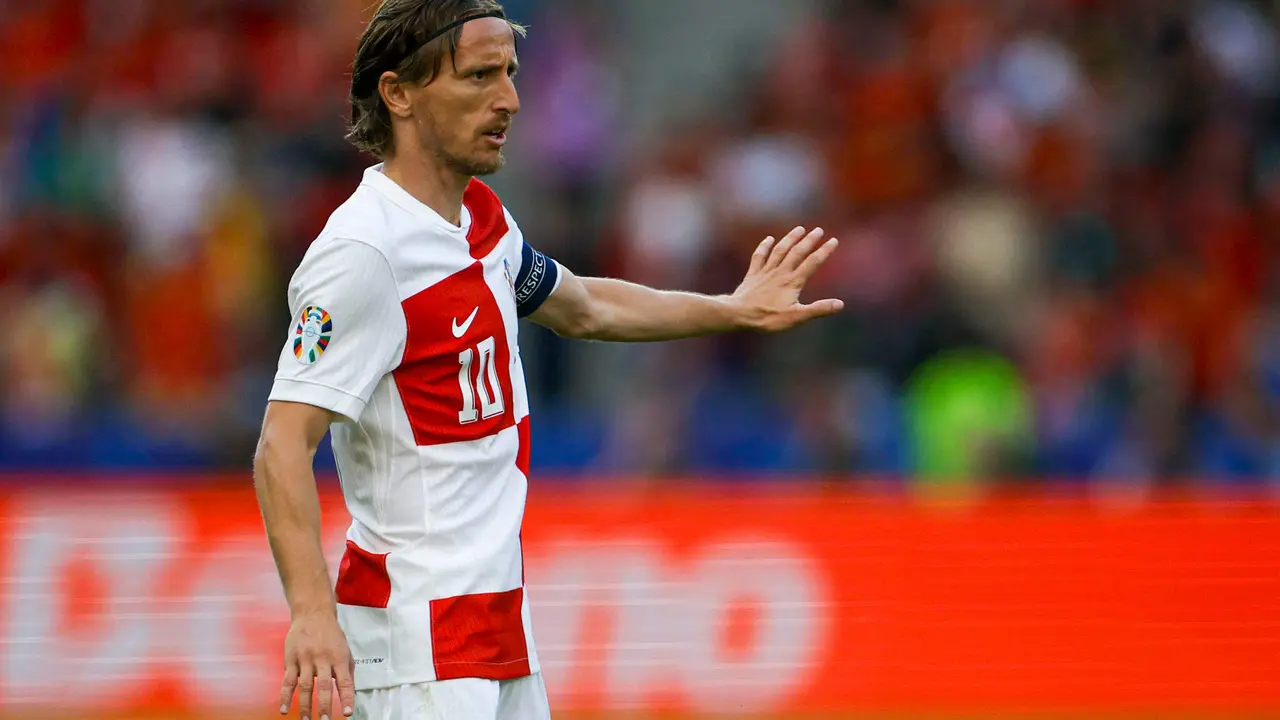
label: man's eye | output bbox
[472,70,487,81]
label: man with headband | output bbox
[253,1,843,718]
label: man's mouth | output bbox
[482,128,507,147]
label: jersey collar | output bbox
[361,164,473,235]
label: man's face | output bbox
[411,18,520,177]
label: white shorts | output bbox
[355,673,550,720]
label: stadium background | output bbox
[2,0,1280,718]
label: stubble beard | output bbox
[420,111,506,178]
[427,127,505,178]
[441,147,505,177]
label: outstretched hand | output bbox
[731,226,844,332]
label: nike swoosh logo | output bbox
[452,307,479,338]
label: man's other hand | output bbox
[279,611,356,720]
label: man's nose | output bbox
[494,74,520,116]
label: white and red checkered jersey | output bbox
[268,164,562,691]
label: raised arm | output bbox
[529,226,843,341]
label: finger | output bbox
[297,660,315,720]
[764,226,807,270]
[279,663,300,715]
[314,662,333,720]
[799,298,845,320]
[335,656,357,718]
[748,236,776,275]
[781,227,828,271]
[794,237,839,280]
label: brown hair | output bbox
[347,0,526,159]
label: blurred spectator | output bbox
[905,349,1035,490]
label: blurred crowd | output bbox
[3,0,1280,489]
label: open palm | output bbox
[731,226,844,332]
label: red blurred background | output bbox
[2,480,1278,719]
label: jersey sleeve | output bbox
[514,240,563,318]
[268,238,406,423]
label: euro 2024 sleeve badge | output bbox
[293,306,333,365]
[503,258,516,299]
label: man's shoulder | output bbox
[301,173,520,268]
[288,183,401,287]
[309,181,451,261]
[319,183,402,251]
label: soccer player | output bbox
[252,1,843,719]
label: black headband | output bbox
[352,9,509,101]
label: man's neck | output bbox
[381,154,470,227]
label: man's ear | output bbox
[379,72,412,119]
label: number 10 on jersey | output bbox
[458,336,504,424]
